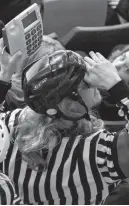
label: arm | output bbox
[96,81,129,184]
[108,0,121,9]
[99,81,129,121]
[84,52,129,182]
[0,39,23,204]
[108,0,129,21]
[109,82,129,177]
[0,38,23,128]
[0,37,23,108]
[0,38,22,104]
[116,0,129,21]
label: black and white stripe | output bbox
[0,173,16,205]
[97,131,126,184]
[0,109,125,204]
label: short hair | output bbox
[108,44,129,62]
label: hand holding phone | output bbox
[0,39,23,81]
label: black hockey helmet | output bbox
[22,50,90,121]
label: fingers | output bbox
[10,50,22,63]
[48,32,58,39]
[84,51,105,67]
[108,0,120,4]
[84,61,92,72]
[84,56,96,66]
[9,50,23,73]
[96,52,106,61]
[108,4,117,9]
[84,73,91,85]
[108,0,120,8]
[89,51,102,63]
[1,50,23,76]
[13,51,24,74]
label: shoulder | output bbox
[78,129,107,156]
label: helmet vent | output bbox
[47,109,57,116]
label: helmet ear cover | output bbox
[22,50,90,121]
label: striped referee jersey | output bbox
[0,172,22,204]
[0,108,126,204]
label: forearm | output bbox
[97,80,129,182]
[107,80,129,104]
[106,80,129,177]
[0,66,14,104]
[99,80,129,120]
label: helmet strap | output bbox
[70,91,91,121]
[46,90,90,121]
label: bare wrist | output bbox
[107,76,121,90]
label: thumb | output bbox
[9,50,23,66]
[84,60,92,73]
[10,50,23,63]
[84,73,92,85]
[9,50,23,73]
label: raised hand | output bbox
[0,38,22,82]
[84,51,121,90]
[108,0,120,9]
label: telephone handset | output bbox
[2,3,43,57]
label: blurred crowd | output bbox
[106,0,129,25]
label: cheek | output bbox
[118,71,129,83]
[78,88,91,104]
[112,59,123,68]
